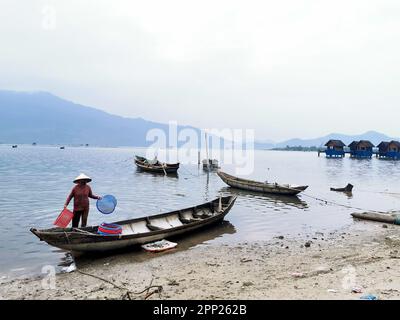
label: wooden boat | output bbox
[217,171,308,196]
[134,155,179,174]
[30,196,237,253]
[202,159,220,171]
[351,212,400,225]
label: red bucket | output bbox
[53,209,74,228]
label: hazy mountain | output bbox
[255,131,398,149]
[277,131,398,148]
[0,90,396,149]
[0,90,202,147]
[254,141,276,150]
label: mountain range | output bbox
[0,90,200,147]
[0,90,397,148]
[257,131,399,149]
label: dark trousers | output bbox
[72,210,88,228]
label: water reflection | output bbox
[73,221,236,268]
[134,168,179,179]
[324,157,345,176]
[218,187,309,209]
[2,146,400,276]
[330,190,354,199]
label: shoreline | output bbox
[1,221,399,300]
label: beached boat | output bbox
[217,171,308,196]
[134,155,179,174]
[30,196,237,253]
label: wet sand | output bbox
[1,221,400,300]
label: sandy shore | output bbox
[1,221,400,300]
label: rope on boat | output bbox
[162,163,167,176]
[301,193,388,214]
[76,269,163,300]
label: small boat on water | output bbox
[217,171,308,196]
[135,155,180,174]
[202,131,220,171]
[202,159,220,171]
[30,196,237,254]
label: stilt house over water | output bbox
[348,140,375,159]
[324,140,346,158]
[377,141,400,159]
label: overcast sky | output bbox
[1,0,400,141]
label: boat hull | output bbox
[31,196,236,253]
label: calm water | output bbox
[1,145,400,278]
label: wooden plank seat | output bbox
[178,211,202,224]
[146,217,165,231]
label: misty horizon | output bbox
[1,89,398,147]
[1,1,400,141]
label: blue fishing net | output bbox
[96,195,117,214]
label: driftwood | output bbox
[330,183,353,192]
[351,212,400,225]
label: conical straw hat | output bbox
[73,173,92,183]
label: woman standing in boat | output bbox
[64,173,101,228]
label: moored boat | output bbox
[30,196,237,254]
[202,159,220,171]
[217,171,308,196]
[134,155,179,174]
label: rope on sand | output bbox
[76,269,163,300]
[62,234,162,300]
[301,193,388,214]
